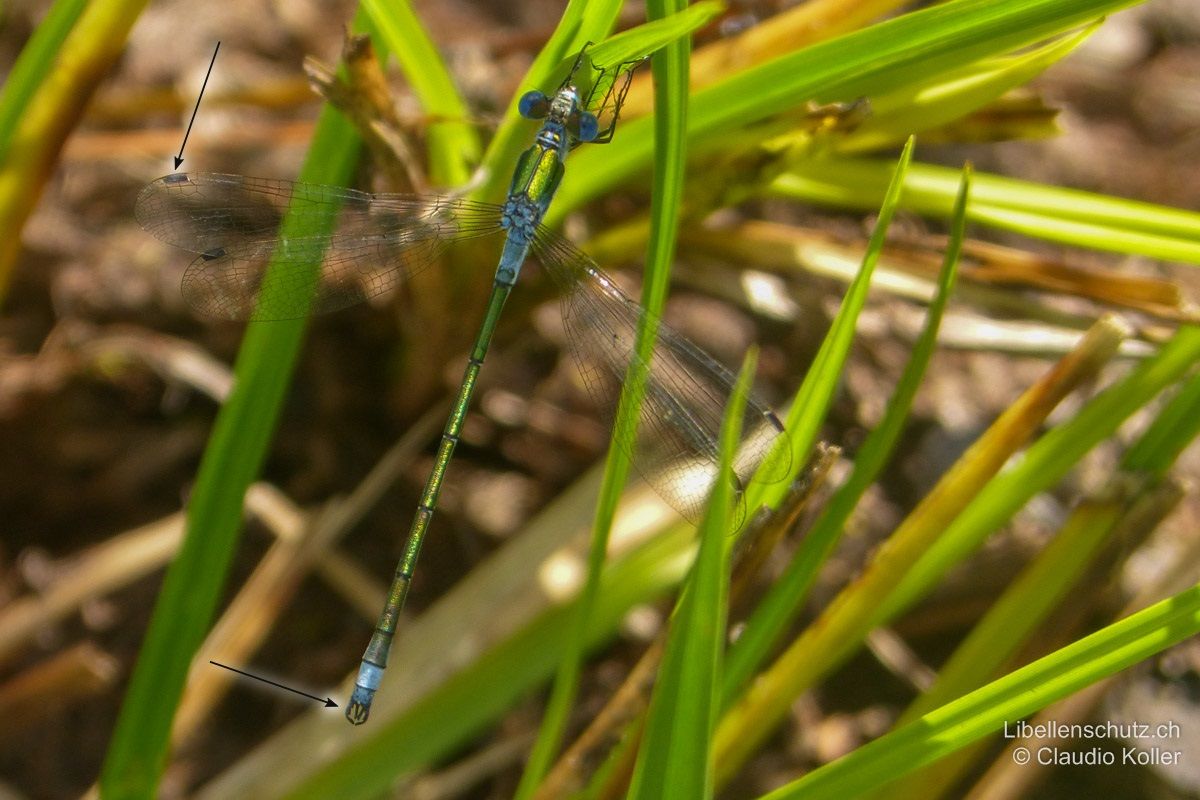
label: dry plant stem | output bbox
[0,643,118,736]
[684,222,1193,329]
[712,315,1130,786]
[169,485,318,746]
[953,239,1188,320]
[407,732,536,800]
[534,448,840,799]
[0,512,184,667]
[0,485,376,670]
[965,478,1190,800]
[304,32,427,193]
[80,326,236,402]
[532,639,665,800]
[865,627,937,693]
[171,405,447,745]
[730,443,840,616]
[881,236,1190,321]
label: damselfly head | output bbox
[521,43,646,148]
[519,83,600,144]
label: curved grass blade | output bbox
[761,583,1200,800]
[628,350,756,800]
[0,0,149,300]
[722,159,968,704]
[774,157,1200,265]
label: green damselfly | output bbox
[135,48,790,725]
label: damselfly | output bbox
[135,47,790,725]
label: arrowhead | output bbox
[325,698,338,708]
[173,156,184,169]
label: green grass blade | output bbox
[553,0,1140,215]
[723,162,968,703]
[878,359,1200,800]
[773,158,1200,264]
[513,6,693,794]
[0,0,88,164]
[361,0,478,185]
[833,24,1094,153]
[882,325,1200,620]
[760,583,1200,800]
[585,0,723,67]
[98,83,363,800]
[1122,369,1200,474]
[714,315,1127,787]
[880,489,1175,799]
[628,350,753,800]
[0,0,149,300]
[741,136,914,517]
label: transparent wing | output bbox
[531,224,791,527]
[135,173,507,320]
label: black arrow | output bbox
[174,42,221,169]
[209,660,337,708]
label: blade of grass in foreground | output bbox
[761,582,1200,800]
[513,9,692,795]
[627,351,754,800]
[98,92,362,800]
[740,136,915,518]
[713,314,1129,788]
[723,163,969,704]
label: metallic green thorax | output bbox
[510,144,564,208]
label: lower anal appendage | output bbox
[346,658,384,725]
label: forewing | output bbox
[135,173,506,320]
[532,225,790,526]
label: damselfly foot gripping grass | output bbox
[135,47,791,726]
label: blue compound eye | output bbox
[576,111,599,142]
[518,90,549,120]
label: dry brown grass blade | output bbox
[684,221,1196,329]
[0,512,184,668]
[0,643,118,739]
